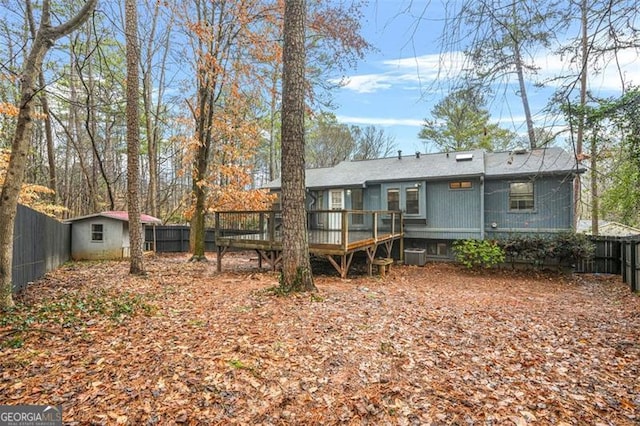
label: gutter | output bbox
[480,174,485,239]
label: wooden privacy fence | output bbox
[12,204,71,293]
[622,239,639,292]
[576,236,640,292]
[144,225,216,253]
[575,236,622,274]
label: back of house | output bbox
[265,147,580,261]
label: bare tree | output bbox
[440,0,564,150]
[280,0,315,292]
[352,126,397,160]
[0,0,97,308]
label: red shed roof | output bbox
[66,211,162,225]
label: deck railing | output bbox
[214,209,403,250]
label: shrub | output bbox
[547,231,595,262]
[453,239,505,269]
[498,232,595,268]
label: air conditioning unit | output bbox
[404,248,426,266]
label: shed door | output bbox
[329,189,344,230]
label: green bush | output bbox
[453,239,505,269]
[498,232,594,267]
[500,235,548,265]
[548,231,595,262]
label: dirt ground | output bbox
[1,252,639,425]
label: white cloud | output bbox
[339,47,640,96]
[335,74,394,93]
[534,49,640,92]
[337,115,424,127]
[337,51,467,94]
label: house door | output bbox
[329,189,344,230]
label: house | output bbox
[66,211,162,260]
[265,147,581,260]
[577,220,640,238]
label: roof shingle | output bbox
[265,147,578,189]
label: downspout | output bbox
[307,189,316,210]
[480,175,485,239]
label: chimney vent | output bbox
[397,150,402,159]
[416,152,420,158]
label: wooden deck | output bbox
[215,210,404,278]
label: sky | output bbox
[331,0,640,155]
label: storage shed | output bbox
[66,211,162,260]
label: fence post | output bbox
[631,240,638,292]
[621,240,628,283]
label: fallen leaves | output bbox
[1,253,639,424]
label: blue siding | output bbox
[406,179,482,240]
[484,175,573,237]
[427,180,481,228]
[365,185,381,210]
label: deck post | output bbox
[342,254,350,279]
[400,212,404,263]
[268,210,275,243]
[341,210,348,250]
[259,212,265,237]
[366,246,375,276]
[373,212,378,241]
[391,212,396,236]
[215,212,220,241]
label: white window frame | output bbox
[509,181,534,211]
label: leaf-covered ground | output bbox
[1,253,639,425]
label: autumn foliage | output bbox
[0,102,19,117]
[0,149,64,217]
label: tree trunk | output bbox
[189,134,209,261]
[26,1,57,202]
[125,0,145,275]
[511,2,536,150]
[0,0,97,308]
[40,72,57,200]
[590,134,599,236]
[269,66,279,181]
[574,0,588,227]
[513,45,536,149]
[190,181,207,261]
[141,0,168,218]
[280,0,315,292]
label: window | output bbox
[509,182,534,211]
[387,188,400,211]
[351,188,364,225]
[272,192,281,211]
[449,181,472,190]
[91,224,104,242]
[405,188,419,215]
[427,242,449,257]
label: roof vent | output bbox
[398,150,402,160]
[455,153,473,162]
[513,147,528,155]
[415,152,420,159]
